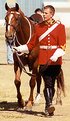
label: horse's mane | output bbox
[18,8,24,17]
[17,8,35,44]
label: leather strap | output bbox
[39,21,60,42]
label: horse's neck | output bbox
[16,10,35,45]
[16,28,27,45]
[21,17,31,40]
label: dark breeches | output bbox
[40,65,61,88]
[39,65,61,106]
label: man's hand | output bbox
[13,46,22,52]
[13,44,29,53]
[50,48,65,62]
[50,55,58,62]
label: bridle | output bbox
[5,11,21,32]
[5,11,35,77]
[5,11,32,46]
[5,11,22,47]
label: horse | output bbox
[5,3,65,109]
[5,3,41,109]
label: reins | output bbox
[14,17,36,77]
[13,30,36,77]
[9,33,35,77]
[15,51,36,77]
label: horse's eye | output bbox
[16,15,20,20]
[16,18,18,21]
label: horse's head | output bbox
[5,3,21,43]
[5,3,35,46]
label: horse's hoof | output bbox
[34,93,41,104]
[25,100,29,106]
[59,100,62,105]
[25,101,33,111]
[56,99,62,105]
[24,106,32,111]
[17,94,25,108]
[18,99,25,108]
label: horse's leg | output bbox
[25,69,36,109]
[14,64,24,108]
[56,84,62,105]
[25,58,39,109]
[56,69,65,105]
[34,72,42,104]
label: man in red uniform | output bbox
[13,5,66,116]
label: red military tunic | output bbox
[27,20,66,65]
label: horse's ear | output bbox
[15,3,19,11]
[5,3,9,10]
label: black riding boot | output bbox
[44,88,55,116]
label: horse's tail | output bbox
[57,69,65,97]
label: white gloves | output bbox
[13,46,65,62]
[50,48,65,62]
[13,44,29,54]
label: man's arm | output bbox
[13,44,29,53]
[50,48,65,62]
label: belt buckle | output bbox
[47,46,52,49]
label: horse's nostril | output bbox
[5,33,14,40]
[10,35,13,37]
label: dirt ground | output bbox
[0,26,70,121]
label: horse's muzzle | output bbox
[5,32,14,40]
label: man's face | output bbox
[43,8,53,21]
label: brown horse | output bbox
[5,3,65,109]
[5,3,40,109]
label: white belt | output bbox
[40,45,57,50]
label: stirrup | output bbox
[34,93,41,104]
